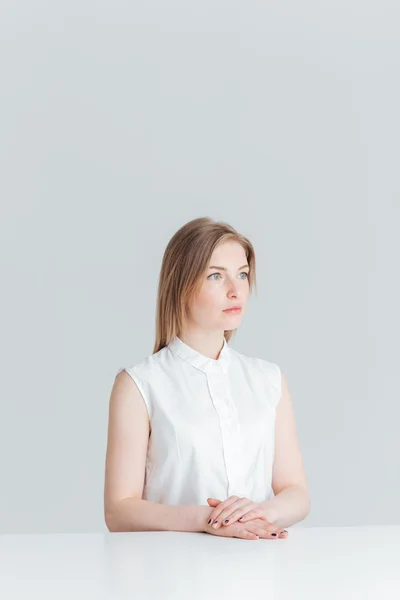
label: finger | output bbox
[248,523,280,539]
[245,531,260,540]
[243,522,268,539]
[238,507,265,523]
[255,524,289,539]
[279,530,289,538]
[241,517,281,538]
[206,497,223,525]
[258,529,279,539]
[235,529,259,540]
[209,496,239,527]
[209,495,240,528]
[221,501,257,527]
[238,508,277,525]
[207,498,222,506]
[212,497,252,528]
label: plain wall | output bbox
[1,0,399,533]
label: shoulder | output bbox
[230,346,282,398]
[231,346,280,380]
[116,345,168,381]
[114,347,170,418]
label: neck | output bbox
[178,329,225,360]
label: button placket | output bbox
[207,368,245,495]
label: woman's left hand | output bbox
[206,495,279,529]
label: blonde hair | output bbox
[153,217,257,353]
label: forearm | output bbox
[106,497,212,533]
[263,484,311,529]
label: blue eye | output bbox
[208,272,249,280]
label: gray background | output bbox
[1,1,399,534]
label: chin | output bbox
[220,317,242,327]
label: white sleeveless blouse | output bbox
[116,336,282,506]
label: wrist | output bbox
[198,505,213,532]
[260,501,279,524]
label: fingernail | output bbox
[208,519,212,525]
[212,521,218,528]
[224,519,229,524]
[271,533,277,536]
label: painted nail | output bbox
[271,533,277,536]
[208,519,212,525]
[224,519,229,524]
[212,521,218,528]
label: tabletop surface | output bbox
[1,525,399,599]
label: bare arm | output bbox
[104,370,212,533]
[106,496,211,533]
[268,370,311,528]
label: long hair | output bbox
[153,217,257,353]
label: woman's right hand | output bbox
[204,516,289,540]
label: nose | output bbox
[227,283,239,298]
[225,275,243,299]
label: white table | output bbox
[1,526,399,599]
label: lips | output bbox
[223,306,242,312]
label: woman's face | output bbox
[188,240,250,333]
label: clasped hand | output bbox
[206,495,288,539]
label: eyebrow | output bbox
[208,264,249,271]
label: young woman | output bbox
[104,217,310,540]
